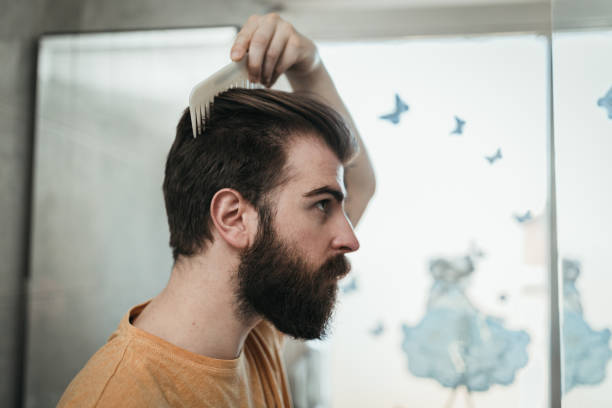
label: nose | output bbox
[331,214,360,254]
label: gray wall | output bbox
[0,2,265,406]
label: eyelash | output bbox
[315,199,331,213]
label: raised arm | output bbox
[230,13,376,227]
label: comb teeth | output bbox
[188,58,264,138]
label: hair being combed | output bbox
[163,88,355,261]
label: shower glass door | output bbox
[552,0,612,406]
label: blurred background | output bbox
[1,0,611,407]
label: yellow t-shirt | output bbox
[58,301,293,407]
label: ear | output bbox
[209,188,257,250]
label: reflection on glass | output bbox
[562,259,612,393]
[553,27,612,406]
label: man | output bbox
[58,13,375,407]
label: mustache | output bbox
[320,255,351,280]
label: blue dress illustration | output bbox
[401,254,530,405]
[562,259,612,393]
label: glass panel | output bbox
[317,35,550,408]
[27,27,237,406]
[551,7,612,405]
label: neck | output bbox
[133,250,261,360]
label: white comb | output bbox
[188,57,263,138]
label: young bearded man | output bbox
[58,13,375,407]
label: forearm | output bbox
[286,63,376,227]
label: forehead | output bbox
[283,135,344,193]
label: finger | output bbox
[268,69,284,89]
[262,23,291,86]
[246,15,279,83]
[230,15,260,61]
[270,39,300,85]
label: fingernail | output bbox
[231,49,240,59]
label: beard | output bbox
[233,204,351,340]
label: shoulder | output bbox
[59,335,186,408]
[58,335,137,407]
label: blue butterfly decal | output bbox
[513,210,532,223]
[597,87,612,119]
[379,93,409,125]
[370,321,385,337]
[485,148,502,164]
[450,116,466,135]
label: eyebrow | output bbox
[303,186,345,203]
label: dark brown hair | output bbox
[163,88,354,261]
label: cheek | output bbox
[292,228,330,265]
[274,199,329,259]
[278,219,327,260]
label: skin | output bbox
[133,14,375,360]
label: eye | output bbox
[315,199,331,213]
